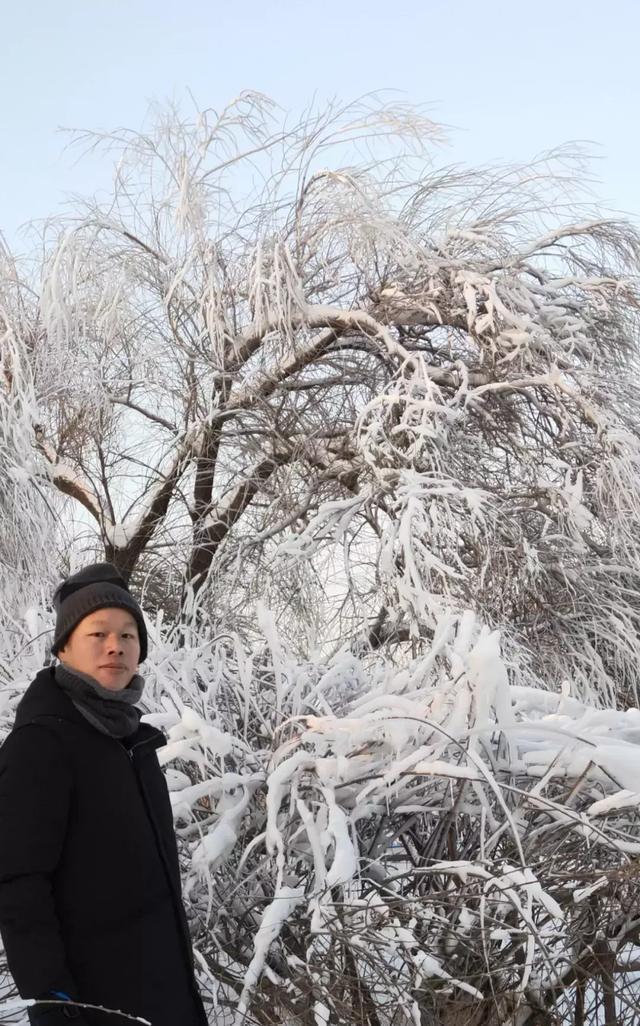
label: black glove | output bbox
[28,994,90,1024]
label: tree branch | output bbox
[185,450,288,594]
[34,426,103,524]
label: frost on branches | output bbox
[142,613,640,1025]
[1,95,640,701]
[2,94,640,1023]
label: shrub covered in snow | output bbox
[107,614,640,1023]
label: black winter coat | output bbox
[0,668,208,1026]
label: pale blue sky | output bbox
[2,0,638,250]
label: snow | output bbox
[573,878,608,904]
[587,789,640,816]
[313,1001,330,1026]
[158,706,235,766]
[323,792,357,888]
[192,811,244,871]
[411,759,480,779]
[103,518,142,549]
[239,886,305,1010]
[413,950,483,1000]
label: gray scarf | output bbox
[55,663,144,739]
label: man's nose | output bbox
[106,635,124,653]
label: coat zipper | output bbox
[118,738,199,977]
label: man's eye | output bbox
[91,632,104,638]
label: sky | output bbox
[1,0,638,252]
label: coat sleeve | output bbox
[0,724,77,999]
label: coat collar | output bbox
[16,667,84,728]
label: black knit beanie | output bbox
[51,562,148,663]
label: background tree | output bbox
[3,94,640,693]
[2,94,640,1025]
[0,238,59,674]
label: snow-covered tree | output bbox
[0,238,58,672]
[3,94,640,1025]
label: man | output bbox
[0,564,208,1025]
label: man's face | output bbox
[58,607,141,691]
